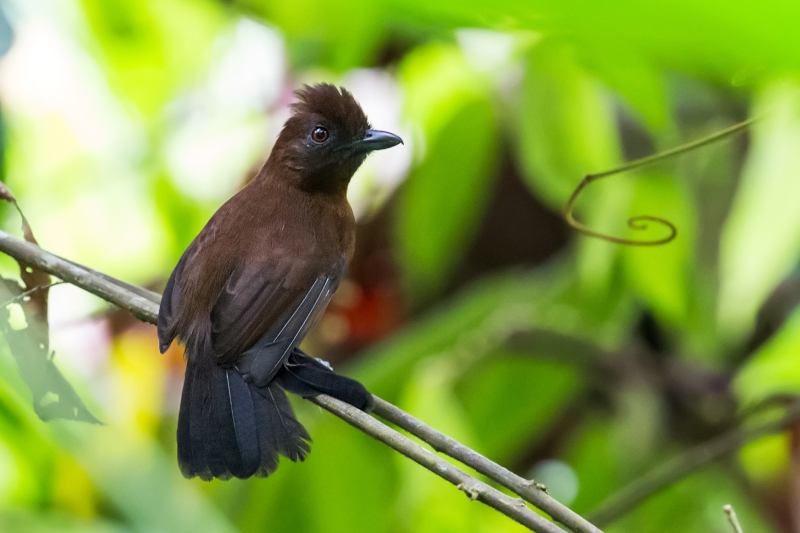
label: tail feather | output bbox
[187,358,215,480]
[277,350,374,412]
[176,360,196,477]
[253,383,311,462]
[225,369,260,477]
[210,364,248,478]
[200,373,231,480]
[177,346,310,480]
[251,386,280,477]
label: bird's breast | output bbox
[244,191,355,275]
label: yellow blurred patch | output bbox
[52,452,96,518]
[109,326,166,435]
[739,432,789,485]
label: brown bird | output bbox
[157,84,403,480]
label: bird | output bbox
[157,84,403,480]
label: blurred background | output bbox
[0,0,799,532]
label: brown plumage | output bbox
[158,84,403,480]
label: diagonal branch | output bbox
[312,394,564,533]
[0,229,594,533]
[372,397,603,533]
[0,231,161,322]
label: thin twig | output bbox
[0,230,580,533]
[563,117,758,246]
[0,280,64,308]
[723,504,744,533]
[312,395,563,533]
[372,397,603,533]
[588,402,800,526]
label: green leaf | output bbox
[233,0,383,70]
[0,510,128,533]
[378,0,800,84]
[718,80,800,340]
[579,47,668,131]
[393,357,528,533]
[517,39,621,208]
[0,363,56,506]
[456,351,584,462]
[734,305,800,406]
[739,433,789,487]
[397,45,498,299]
[621,172,694,328]
[80,0,227,117]
[351,268,570,400]
[609,468,777,533]
[517,39,630,303]
[302,413,397,533]
[54,423,238,533]
[564,415,620,513]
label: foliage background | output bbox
[0,0,799,531]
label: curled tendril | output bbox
[626,216,677,245]
[562,116,760,247]
[563,201,677,246]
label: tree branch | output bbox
[0,229,596,533]
[0,231,160,322]
[312,395,563,533]
[372,397,603,533]
[588,402,800,526]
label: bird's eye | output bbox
[311,126,329,143]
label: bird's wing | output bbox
[158,241,198,353]
[210,257,344,385]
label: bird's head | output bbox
[270,84,403,195]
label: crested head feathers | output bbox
[291,84,371,136]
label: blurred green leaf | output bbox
[609,468,777,533]
[518,39,620,208]
[233,0,385,70]
[719,80,800,341]
[0,284,104,426]
[397,44,498,299]
[564,415,620,514]
[457,351,584,462]
[385,0,800,85]
[80,0,227,117]
[353,270,556,400]
[303,414,396,533]
[517,39,634,304]
[54,424,238,533]
[354,257,637,405]
[0,509,128,533]
[233,453,314,532]
[0,369,55,507]
[739,432,789,487]
[734,305,800,405]
[579,47,668,131]
[621,172,695,328]
[394,357,528,533]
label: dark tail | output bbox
[177,351,311,480]
[176,343,373,480]
[277,349,375,412]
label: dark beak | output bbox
[358,129,403,152]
